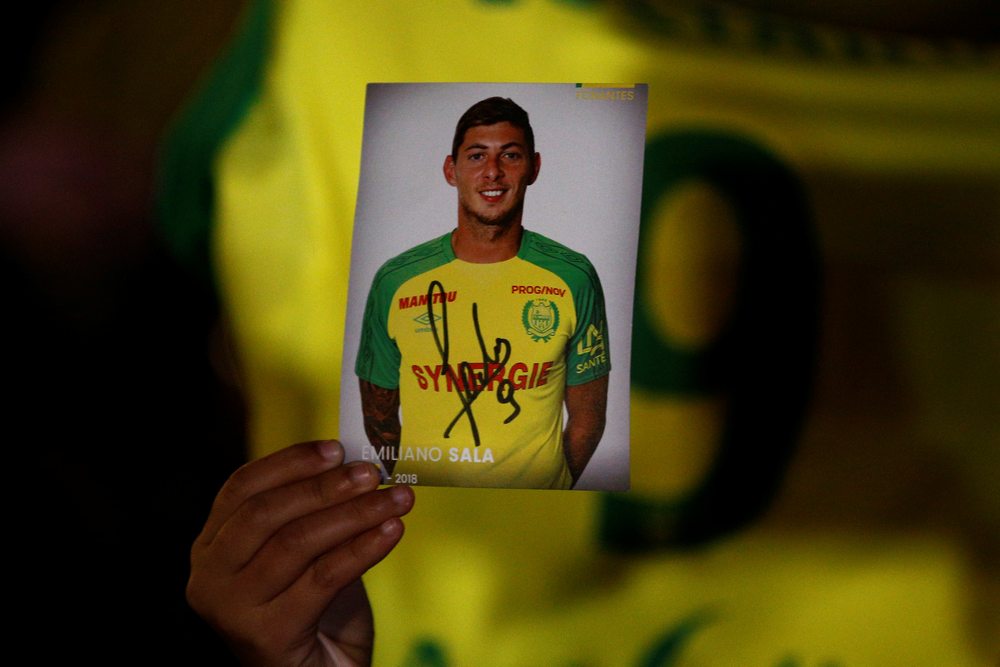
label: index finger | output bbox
[198,440,345,544]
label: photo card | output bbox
[340,82,647,491]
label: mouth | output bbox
[478,188,506,203]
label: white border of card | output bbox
[339,82,647,491]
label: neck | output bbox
[451,220,523,263]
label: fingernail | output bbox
[390,484,413,507]
[380,518,403,537]
[316,440,343,462]
[346,461,374,483]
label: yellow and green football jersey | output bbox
[158,0,1000,662]
[356,229,609,489]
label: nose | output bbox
[484,154,503,180]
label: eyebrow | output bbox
[463,141,525,152]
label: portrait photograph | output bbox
[339,82,647,491]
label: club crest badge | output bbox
[522,298,559,342]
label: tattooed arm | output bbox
[562,374,609,487]
[359,379,402,476]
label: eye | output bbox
[502,152,523,161]
[467,152,485,161]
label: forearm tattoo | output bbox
[359,379,402,475]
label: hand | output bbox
[187,440,414,666]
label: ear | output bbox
[528,152,541,185]
[443,155,457,186]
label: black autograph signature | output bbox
[426,280,521,446]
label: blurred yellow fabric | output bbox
[198,0,999,664]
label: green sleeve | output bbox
[355,269,401,389]
[566,260,611,385]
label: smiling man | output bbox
[355,97,610,490]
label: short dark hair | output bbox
[451,97,535,160]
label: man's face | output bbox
[444,121,540,228]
